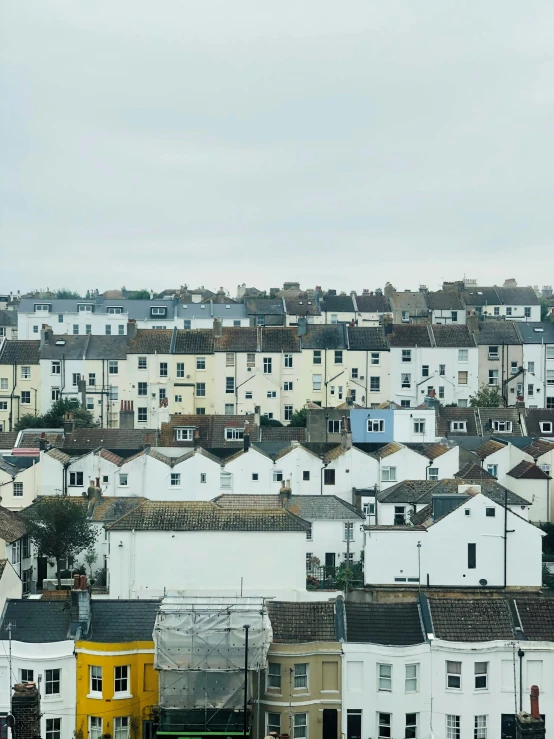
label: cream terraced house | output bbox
[0,339,41,432]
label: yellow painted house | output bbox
[75,599,160,739]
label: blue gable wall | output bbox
[351,409,394,443]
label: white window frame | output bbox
[381,467,397,482]
[458,349,468,362]
[474,662,488,690]
[90,665,102,695]
[405,663,419,693]
[267,662,281,690]
[446,715,460,739]
[225,427,244,440]
[114,665,130,695]
[367,419,385,433]
[293,663,308,690]
[170,473,181,487]
[378,663,392,692]
[175,428,194,441]
[446,660,461,690]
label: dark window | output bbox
[324,469,335,486]
[303,471,310,481]
[468,543,476,569]
[69,472,84,486]
[486,507,495,517]
[45,669,60,695]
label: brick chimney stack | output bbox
[11,683,41,739]
[516,686,545,739]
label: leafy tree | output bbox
[540,523,554,554]
[289,408,307,427]
[126,289,151,300]
[259,416,283,427]
[14,398,97,432]
[469,384,503,408]
[84,547,98,579]
[55,289,82,299]
[540,298,551,323]
[22,497,98,588]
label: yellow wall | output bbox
[75,640,158,739]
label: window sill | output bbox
[113,693,133,700]
[43,695,63,702]
[87,693,103,700]
[321,690,339,694]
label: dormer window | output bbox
[175,427,195,441]
[107,306,123,314]
[450,421,467,432]
[225,427,244,440]
[78,304,94,312]
[492,420,512,433]
[539,421,553,434]
[151,306,167,316]
[34,304,50,312]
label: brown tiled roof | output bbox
[428,597,515,641]
[371,442,403,459]
[259,427,307,442]
[127,330,172,354]
[389,325,432,347]
[87,496,148,522]
[214,327,257,352]
[431,324,476,348]
[0,341,40,365]
[347,327,389,351]
[406,443,451,460]
[60,428,158,451]
[0,433,18,450]
[108,501,309,531]
[473,440,505,460]
[97,448,124,466]
[174,330,215,354]
[268,601,337,642]
[0,506,27,544]
[260,328,301,352]
[507,461,550,479]
[513,598,554,640]
[160,414,258,448]
[302,324,346,350]
[522,439,554,458]
[454,463,496,479]
[45,448,73,464]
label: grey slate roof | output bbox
[390,291,428,316]
[178,302,247,319]
[516,322,554,344]
[174,330,215,354]
[320,295,355,313]
[0,341,40,365]
[525,409,554,437]
[259,427,307,442]
[495,286,540,306]
[60,428,158,452]
[347,327,389,351]
[454,462,496,479]
[40,335,129,360]
[18,297,179,319]
[286,495,364,521]
[480,409,523,436]
[83,600,160,642]
[428,597,515,641]
[461,286,501,307]
[475,321,522,345]
[354,294,391,313]
[377,478,527,506]
[425,291,464,311]
[302,324,346,349]
[245,299,284,315]
[0,312,17,326]
[0,600,71,642]
[345,602,424,645]
[284,298,321,317]
[0,433,18,450]
[268,601,337,642]
[437,408,480,436]
[214,327,300,352]
[127,330,172,354]
[513,598,554,640]
[108,501,310,531]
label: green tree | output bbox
[55,289,82,299]
[259,416,283,427]
[540,298,551,322]
[469,384,503,408]
[289,408,307,427]
[126,289,151,300]
[14,398,97,432]
[22,497,98,588]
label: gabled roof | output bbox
[480,409,524,436]
[454,462,496,479]
[268,601,338,642]
[345,602,424,645]
[495,286,541,306]
[370,442,404,459]
[474,321,522,345]
[81,600,161,643]
[286,495,364,521]
[473,439,506,460]
[390,291,428,315]
[175,329,217,354]
[428,597,514,641]
[107,501,309,532]
[60,428,158,452]
[437,408,480,436]
[87,496,148,523]
[45,448,73,465]
[160,414,257,448]
[513,598,554,640]
[0,507,27,544]
[0,341,40,365]
[405,443,452,460]
[377,478,528,506]
[347,327,389,351]
[507,461,550,480]
[0,599,72,642]
[522,439,554,458]
[214,327,301,352]
[524,410,554,437]
[388,325,431,347]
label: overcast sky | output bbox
[1,1,553,297]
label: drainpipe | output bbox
[320,459,329,495]
[503,485,508,589]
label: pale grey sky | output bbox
[1,0,553,296]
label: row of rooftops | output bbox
[390,284,541,314]
[4,320,554,365]
[2,591,553,645]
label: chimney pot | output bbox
[530,685,541,720]
[80,575,87,591]
[73,574,80,590]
